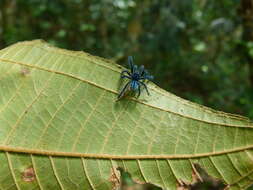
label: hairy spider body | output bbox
[118,56,153,99]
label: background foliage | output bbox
[0,0,253,189]
[0,0,253,119]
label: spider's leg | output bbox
[128,56,134,73]
[147,75,154,80]
[118,81,131,99]
[121,70,131,77]
[137,83,141,98]
[143,70,154,80]
[133,65,138,74]
[139,74,154,80]
[139,81,150,95]
[139,65,145,76]
[121,75,131,79]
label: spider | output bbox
[118,56,153,99]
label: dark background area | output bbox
[0,0,253,189]
[1,0,253,119]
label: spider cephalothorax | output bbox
[118,56,153,99]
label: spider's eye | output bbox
[128,56,133,64]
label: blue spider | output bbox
[118,56,153,99]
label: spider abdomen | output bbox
[130,81,139,91]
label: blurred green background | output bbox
[0,0,253,189]
[1,0,253,119]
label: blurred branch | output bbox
[239,0,253,87]
[0,0,7,48]
[0,0,16,48]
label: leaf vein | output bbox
[49,156,64,190]
[81,158,96,190]
[30,154,44,190]
[6,152,20,190]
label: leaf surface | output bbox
[0,40,253,190]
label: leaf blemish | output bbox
[116,167,163,190]
[109,167,120,190]
[21,167,36,182]
[20,66,30,76]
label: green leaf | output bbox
[0,40,253,190]
[117,167,163,190]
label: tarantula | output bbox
[118,56,153,99]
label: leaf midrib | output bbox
[0,145,253,159]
